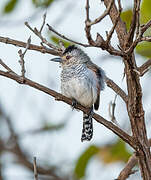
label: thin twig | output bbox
[86,0,90,22]
[18,36,31,80]
[105,77,128,103]
[140,19,151,37]
[0,59,13,72]
[117,0,122,12]
[135,1,141,39]
[87,0,114,26]
[109,94,118,125]
[23,36,31,56]
[47,24,90,47]
[18,49,26,80]
[25,22,59,51]
[33,157,38,180]
[39,13,46,33]
[106,5,121,45]
[125,19,151,54]
[103,0,127,48]
[0,36,59,56]
[117,153,138,180]
[137,59,151,76]
[134,60,151,78]
[140,36,151,42]
[85,0,96,45]
[84,0,124,57]
[117,139,151,180]
[35,27,59,50]
[127,0,141,44]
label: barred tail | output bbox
[81,113,93,142]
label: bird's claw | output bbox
[71,99,77,111]
[88,106,94,118]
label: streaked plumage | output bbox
[51,45,105,141]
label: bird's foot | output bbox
[71,99,78,111]
[88,106,94,118]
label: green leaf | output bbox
[3,0,18,13]
[135,0,151,57]
[120,0,151,31]
[32,0,54,7]
[120,9,133,31]
[110,139,131,162]
[74,145,99,179]
[140,0,151,24]
[136,42,151,58]
[50,35,72,48]
[120,0,151,28]
[120,0,151,58]
[98,139,131,164]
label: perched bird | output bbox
[51,45,105,141]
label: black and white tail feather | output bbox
[51,45,105,142]
[81,112,93,141]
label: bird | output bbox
[50,45,105,142]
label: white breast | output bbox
[61,68,98,108]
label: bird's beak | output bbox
[50,57,62,63]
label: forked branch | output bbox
[0,59,135,149]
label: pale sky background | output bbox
[0,0,150,180]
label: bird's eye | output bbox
[66,55,71,60]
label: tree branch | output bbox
[18,36,31,81]
[0,101,68,180]
[87,0,114,26]
[103,0,151,178]
[105,0,122,45]
[105,77,128,103]
[25,22,59,51]
[0,59,13,72]
[117,139,151,180]
[127,0,141,44]
[125,19,151,54]
[109,94,118,124]
[137,59,151,76]
[85,0,96,46]
[103,0,127,49]
[33,157,39,180]
[0,36,59,56]
[47,24,90,47]
[117,153,138,180]
[140,19,151,36]
[83,0,124,56]
[0,65,135,149]
[39,13,46,33]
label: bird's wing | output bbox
[86,62,102,110]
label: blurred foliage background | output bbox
[0,0,151,180]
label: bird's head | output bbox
[50,45,90,67]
